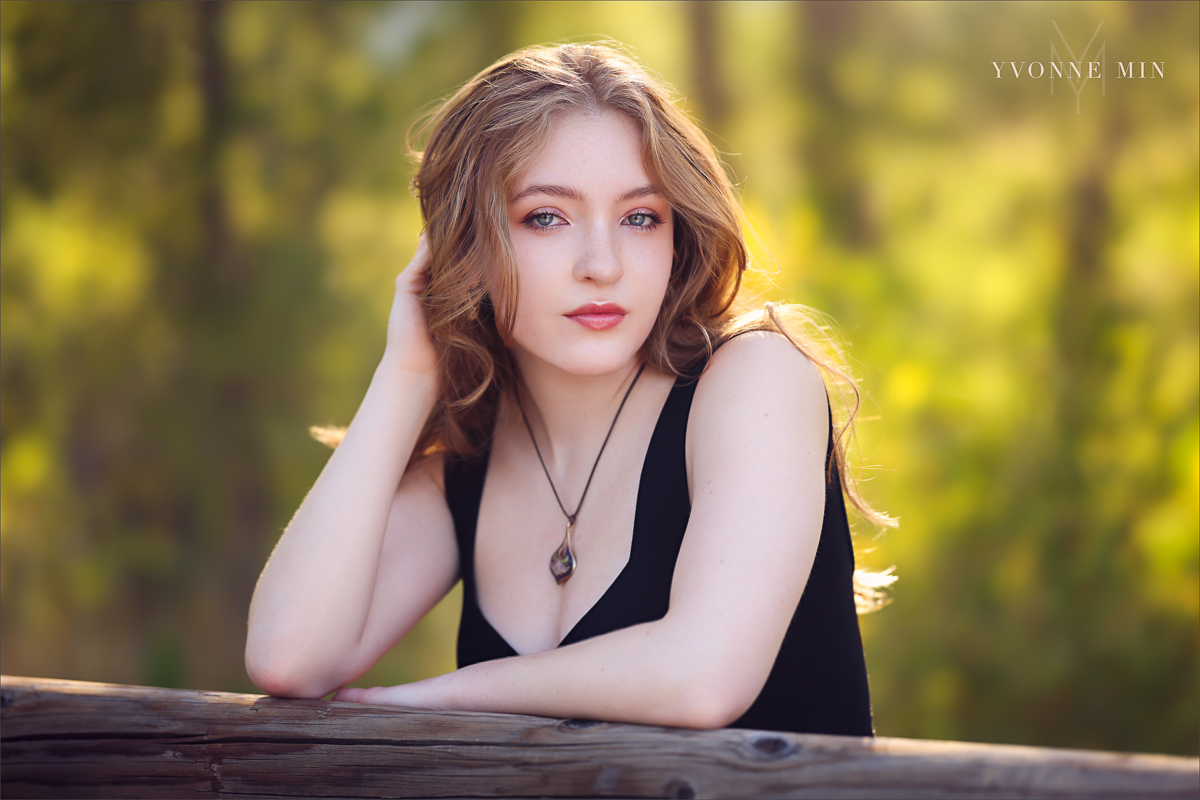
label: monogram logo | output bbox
[1050,20,1106,114]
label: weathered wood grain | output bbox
[2,675,1196,799]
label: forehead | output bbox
[513,109,650,196]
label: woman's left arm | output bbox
[336,332,828,729]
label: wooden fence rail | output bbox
[2,675,1197,799]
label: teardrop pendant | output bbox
[549,521,576,585]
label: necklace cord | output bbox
[515,362,647,525]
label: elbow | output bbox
[245,640,330,700]
[675,682,754,731]
[659,658,760,731]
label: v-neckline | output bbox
[471,375,685,655]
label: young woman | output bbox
[245,43,892,736]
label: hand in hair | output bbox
[385,233,439,377]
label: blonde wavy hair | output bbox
[316,42,895,610]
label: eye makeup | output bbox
[518,207,666,233]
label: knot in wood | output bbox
[559,718,603,731]
[751,734,796,758]
[667,778,696,799]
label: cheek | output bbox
[508,229,563,289]
[504,250,559,336]
[499,227,553,319]
[640,228,675,303]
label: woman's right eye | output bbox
[523,210,566,231]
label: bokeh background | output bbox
[1,0,1196,756]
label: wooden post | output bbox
[2,675,1197,799]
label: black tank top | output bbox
[444,370,874,736]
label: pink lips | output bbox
[565,301,627,331]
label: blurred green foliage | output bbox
[1,0,1196,756]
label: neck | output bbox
[508,351,645,476]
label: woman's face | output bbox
[504,109,674,378]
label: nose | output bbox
[573,224,623,286]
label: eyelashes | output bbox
[522,210,566,230]
[623,211,664,231]
[520,208,665,233]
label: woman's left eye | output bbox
[624,211,662,230]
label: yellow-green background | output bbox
[1,0,1196,756]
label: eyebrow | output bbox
[510,184,660,204]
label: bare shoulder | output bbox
[685,330,829,495]
[692,330,827,424]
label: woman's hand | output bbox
[334,678,447,710]
[384,234,439,376]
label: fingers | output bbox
[333,686,369,703]
[332,683,425,707]
[408,233,431,276]
[396,234,432,293]
[334,685,400,705]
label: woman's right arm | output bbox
[244,238,459,699]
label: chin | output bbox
[557,347,642,378]
[519,336,644,378]
[511,315,659,378]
